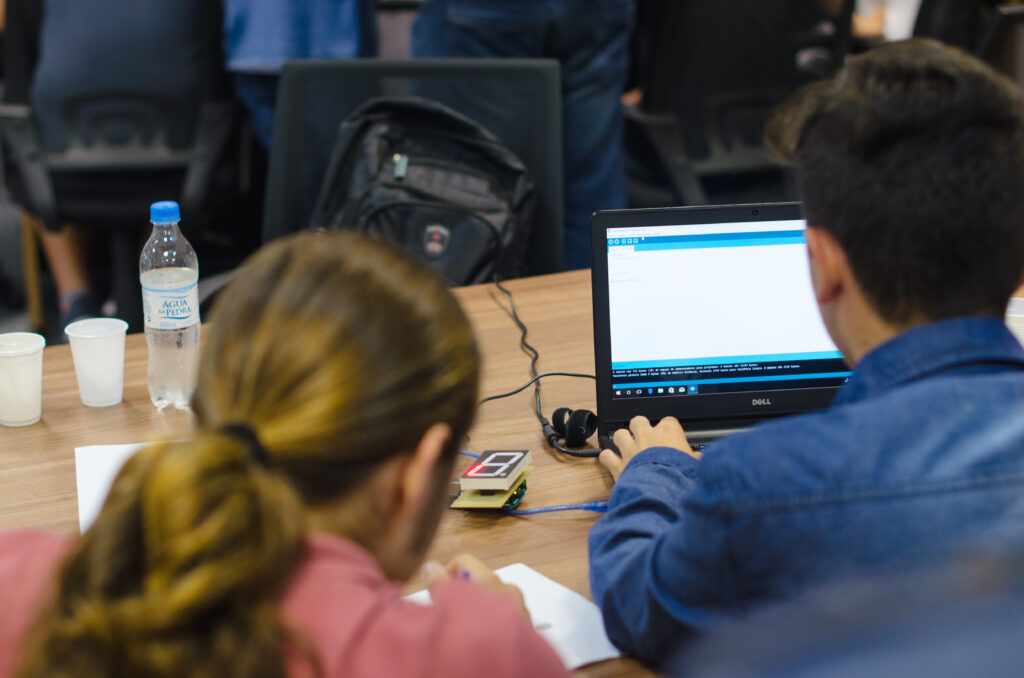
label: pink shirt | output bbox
[0,530,569,678]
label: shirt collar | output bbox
[834,317,1024,405]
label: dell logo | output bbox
[752,398,772,406]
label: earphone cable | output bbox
[493,276,545,422]
[478,371,595,406]
[490,278,601,458]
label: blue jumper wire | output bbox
[505,501,608,516]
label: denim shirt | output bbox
[223,0,362,72]
[589,317,1024,665]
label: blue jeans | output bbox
[224,0,372,147]
[413,0,634,270]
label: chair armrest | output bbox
[181,101,237,226]
[623,103,677,130]
[0,104,32,119]
[624,103,708,206]
[0,106,60,231]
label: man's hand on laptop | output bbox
[599,416,700,482]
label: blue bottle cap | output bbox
[150,201,180,223]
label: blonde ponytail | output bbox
[17,433,307,678]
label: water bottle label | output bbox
[142,281,200,330]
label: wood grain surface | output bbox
[0,269,652,677]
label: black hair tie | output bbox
[220,423,270,468]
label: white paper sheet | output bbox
[75,443,143,533]
[405,562,621,669]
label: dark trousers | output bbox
[413,0,635,270]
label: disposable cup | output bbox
[0,332,46,427]
[64,318,129,407]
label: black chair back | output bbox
[976,4,1024,77]
[916,0,993,51]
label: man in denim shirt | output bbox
[589,39,1024,666]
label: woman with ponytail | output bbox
[0,232,568,678]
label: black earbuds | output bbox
[542,407,599,457]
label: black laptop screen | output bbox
[605,217,851,403]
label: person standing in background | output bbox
[223,0,378,148]
[412,0,635,270]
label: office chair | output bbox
[627,0,854,207]
[263,58,564,275]
[0,0,238,332]
[977,4,1024,77]
[915,0,996,52]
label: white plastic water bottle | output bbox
[140,201,200,410]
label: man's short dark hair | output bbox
[767,39,1024,323]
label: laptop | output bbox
[590,203,851,450]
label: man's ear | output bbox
[805,226,846,306]
[394,423,452,519]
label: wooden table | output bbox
[0,269,652,677]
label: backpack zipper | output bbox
[389,153,497,184]
[392,153,410,181]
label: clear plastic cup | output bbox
[64,318,129,407]
[0,332,46,426]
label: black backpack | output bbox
[310,97,537,285]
